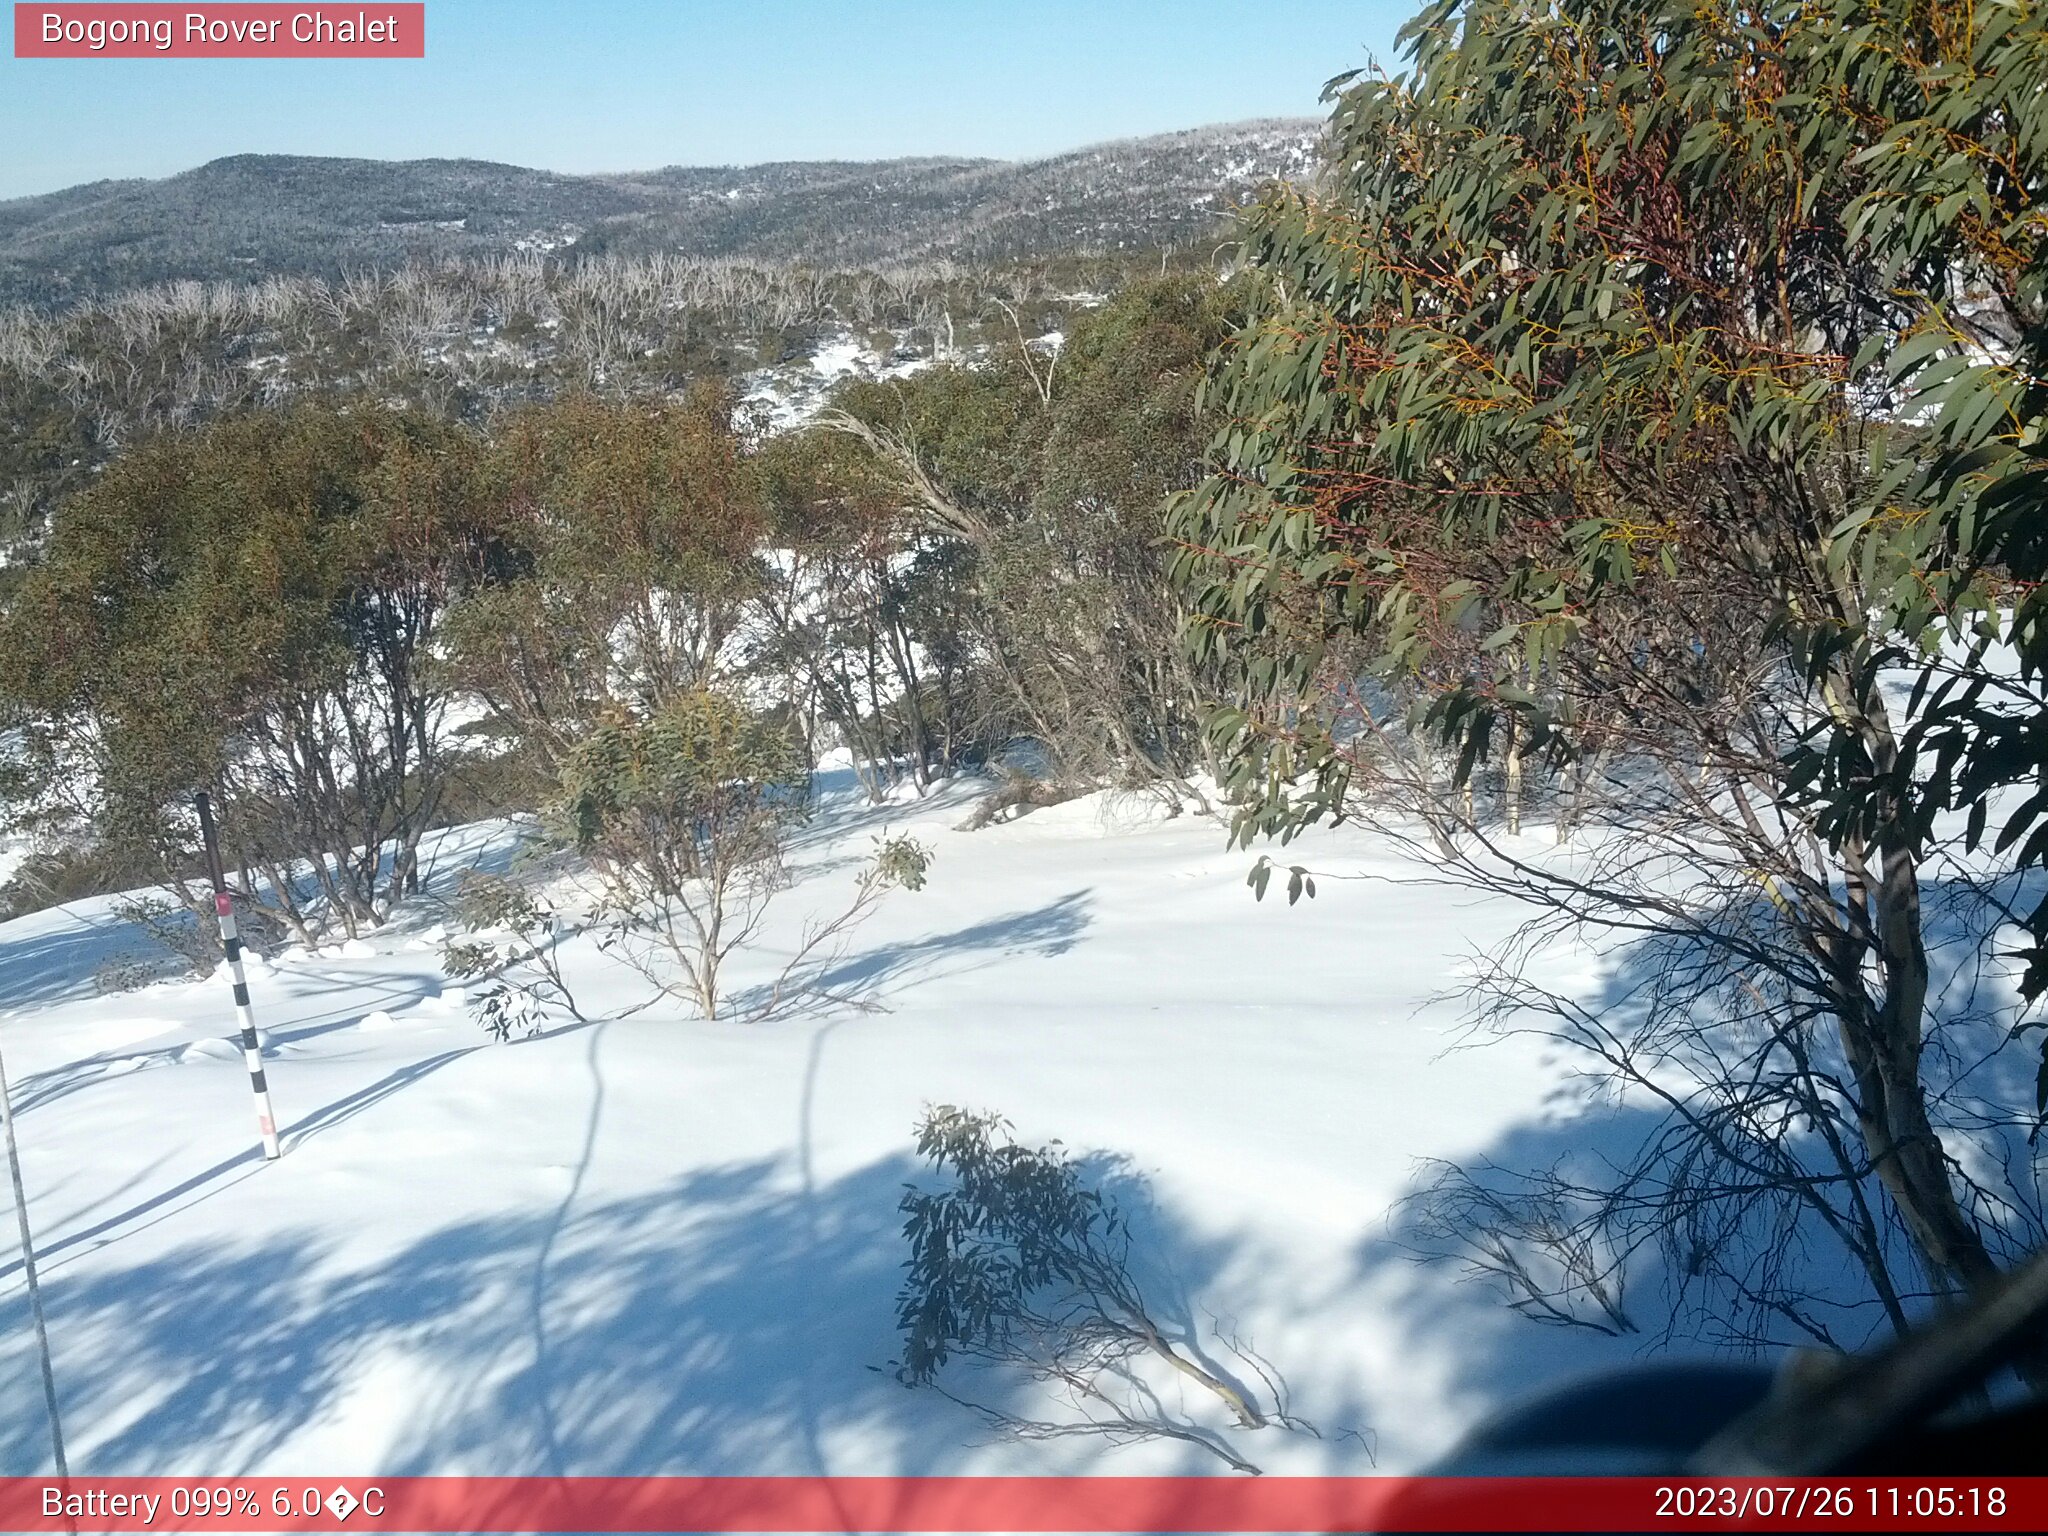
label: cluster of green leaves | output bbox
[1873,326,2048,1012]
[487,384,763,605]
[440,869,585,1040]
[440,385,768,769]
[0,364,97,548]
[1172,0,2048,845]
[895,1106,1125,1383]
[872,832,934,893]
[559,690,808,873]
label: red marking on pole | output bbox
[215,893,234,917]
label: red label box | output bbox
[14,4,425,57]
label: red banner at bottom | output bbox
[0,1476,2042,1532]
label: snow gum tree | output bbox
[808,277,1242,795]
[557,689,809,1020]
[0,403,497,941]
[750,424,974,795]
[1173,0,2048,1341]
[441,385,768,777]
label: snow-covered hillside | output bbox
[0,121,1321,305]
[0,771,1676,1479]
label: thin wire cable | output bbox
[0,1015,69,1479]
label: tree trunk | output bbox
[1503,715,1522,837]
[1833,833,2003,1297]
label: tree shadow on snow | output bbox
[726,890,1094,1018]
[0,1147,1314,1482]
[2,1047,494,1293]
[7,963,456,1123]
[0,816,524,1015]
[0,909,159,1010]
[1339,868,2048,1466]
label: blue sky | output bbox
[2,1,1412,199]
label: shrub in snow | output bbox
[440,871,586,1041]
[447,710,929,1030]
[744,832,931,1020]
[113,893,225,977]
[954,769,1083,831]
[1,406,488,946]
[435,388,763,787]
[894,1106,1309,1474]
[467,984,545,1044]
[560,691,802,1020]
[92,951,182,995]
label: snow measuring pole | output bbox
[196,793,281,1160]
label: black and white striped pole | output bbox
[195,793,281,1161]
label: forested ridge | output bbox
[0,120,1319,305]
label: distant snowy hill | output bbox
[0,120,1321,304]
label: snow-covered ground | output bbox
[0,773,1698,1478]
[740,329,936,433]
